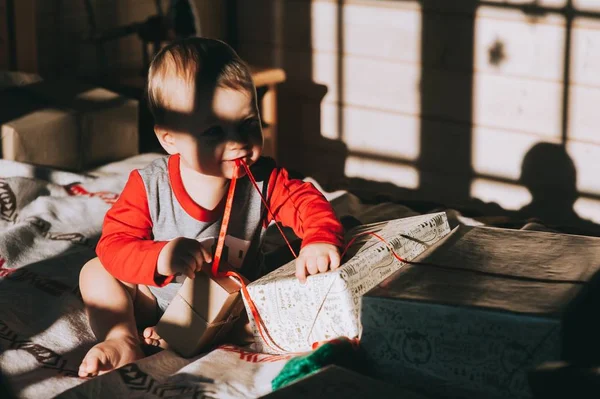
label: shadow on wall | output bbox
[230,0,600,237]
[518,143,600,236]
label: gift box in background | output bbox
[261,365,428,398]
[244,212,451,354]
[0,80,138,171]
[0,87,79,169]
[361,225,600,399]
[1,107,80,170]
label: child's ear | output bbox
[155,127,178,154]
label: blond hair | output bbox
[147,38,255,126]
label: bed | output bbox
[0,153,555,398]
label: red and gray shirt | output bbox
[96,154,344,310]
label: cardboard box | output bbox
[261,365,428,398]
[1,107,81,170]
[26,80,139,169]
[154,268,248,358]
[361,225,600,399]
[244,213,451,354]
[0,81,138,171]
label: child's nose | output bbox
[224,125,250,143]
[225,142,250,154]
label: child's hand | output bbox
[156,237,212,279]
[295,243,341,283]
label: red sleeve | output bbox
[96,170,173,287]
[265,168,344,249]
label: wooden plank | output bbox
[345,155,420,190]
[320,98,600,196]
[472,72,563,138]
[241,45,565,137]
[568,85,600,145]
[321,102,419,161]
[572,17,600,88]
[474,7,565,81]
[573,0,600,12]
[239,0,422,62]
[482,0,566,7]
[239,0,571,82]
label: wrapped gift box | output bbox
[244,212,451,354]
[154,268,248,358]
[0,80,138,171]
[361,225,600,399]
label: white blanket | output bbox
[0,154,482,398]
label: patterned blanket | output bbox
[0,154,478,398]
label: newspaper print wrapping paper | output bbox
[242,212,451,354]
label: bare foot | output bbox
[143,326,169,349]
[78,335,144,378]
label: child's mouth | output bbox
[223,155,250,164]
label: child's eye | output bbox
[202,126,224,137]
[240,118,260,131]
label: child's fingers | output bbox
[191,248,206,272]
[177,254,196,278]
[184,262,196,279]
[295,257,307,283]
[306,257,318,276]
[329,250,341,270]
[317,255,329,273]
[200,244,213,264]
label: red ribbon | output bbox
[210,159,411,354]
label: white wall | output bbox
[237,0,600,229]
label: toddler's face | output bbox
[159,83,263,179]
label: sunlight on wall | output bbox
[310,1,421,61]
[574,197,600,224]
[472,6,565,207]
[470,178,532,210]
[574,0,600,12]
[483,0,566,6]
[310,0,422,186]
[311,50,421,115]
[345,156,419,190]
[567,141,600,196]
[473,7,564,136]
[570,17,600,147]
[321,103,419,160]
[568,85,600,146]
[311,0,422,165]
[571,18,600,89]
[475,8,565,80]
[473,128,560,180]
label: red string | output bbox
[209,160,303,354]
[211,163,239,277]
[340,231,411,264]
[211,158,411,354]
[236,159,298,258]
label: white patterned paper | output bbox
[243,212,451,354]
